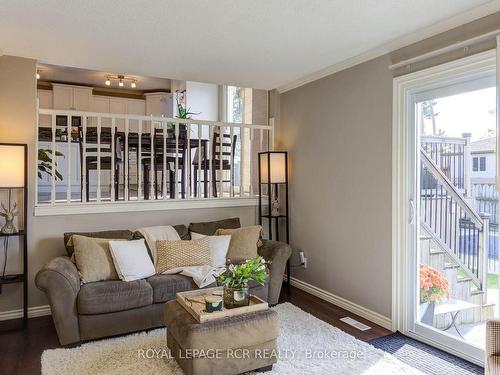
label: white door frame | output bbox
[392,49,497,366]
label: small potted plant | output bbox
[419,264,449,325]
[216,256,270,309]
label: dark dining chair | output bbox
[192,131,237,198]
[78,127,123,202]
[141,127,187,200]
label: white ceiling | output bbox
[1,0,499,90]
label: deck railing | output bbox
[36,108,273,207]
[420,148,488,294]
[421,135,469,194]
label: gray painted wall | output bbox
[279,55,393,318]
[0,55,258,312]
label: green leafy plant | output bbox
[216,256,270,289]
[176,98,201,119]
[38,149,64,181]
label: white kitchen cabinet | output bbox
[91,95,110,113]
[37,89,53,108]
[52,84,92,111]
[145,92,174,117]
[37,89,53,128]
[127,99,145,115]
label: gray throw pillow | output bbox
[188,217,241,236]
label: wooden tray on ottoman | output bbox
[176,286,268,323]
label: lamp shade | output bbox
[260,152,287,184]
[0,145,25,188]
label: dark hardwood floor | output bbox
[0,285,392,375]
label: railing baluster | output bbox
[125,118,129,201]
[198,124,202,198]
[219,125,223,197]
[248,128,254,199]
[239,126,246,198]
[230,126,234,198]
[150,120,154,200]
[82,115,87,202]
[209,125,214,198]
[66,115,71,203]
[138,120,142,200]
[51,114,56,205]
[163,121,167,200]
[97,116,101,202]
[111,117,116,202]
[175,122,179,199]
[186,122,191,198]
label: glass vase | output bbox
[223,286,250,309]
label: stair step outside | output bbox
[444,263,460,270]
[456,277,472,284]
[420,235,433,241]
[470,289,485,296]
[429,249,446,255]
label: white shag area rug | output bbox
[42,303,423,375]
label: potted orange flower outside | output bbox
[419,264,449,325]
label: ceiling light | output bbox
[104,74,137,88]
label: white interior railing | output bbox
[36,107,272,210]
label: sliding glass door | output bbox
[399,50,498,364]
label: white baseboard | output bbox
[288,276,394,331]
[0,305,51,321]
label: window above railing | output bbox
[35,108,273,216]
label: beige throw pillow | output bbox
[215,225,263,264]
[72,235,120,283]
[156,237,211,274]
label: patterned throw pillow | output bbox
[156,237,211,273]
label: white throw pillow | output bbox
[108,239,156,282]
[191,232,231,268]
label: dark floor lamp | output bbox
[258,151,290,292]
[0,143,28,328]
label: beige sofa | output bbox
[35,218,292,345]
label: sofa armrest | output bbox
[258,240,292,305]
[35,256,81,345]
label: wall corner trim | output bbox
[289,276,394,331]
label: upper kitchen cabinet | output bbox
[145,92,174,117]
[37,89,53,109]
[52,84,92,111]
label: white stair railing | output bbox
[36,108,272,206]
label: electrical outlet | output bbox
[299,251,305,264]
[303,257,308,269]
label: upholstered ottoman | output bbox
[164,300,279,375]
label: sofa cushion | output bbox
[77,279,153,315]
[147,274,200,303]
[133,224,190,242]
[215,226,262,263]
[188,217,241,236]
[156,237,212,274]
[64,230,134,257]
[72,235,121,284]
